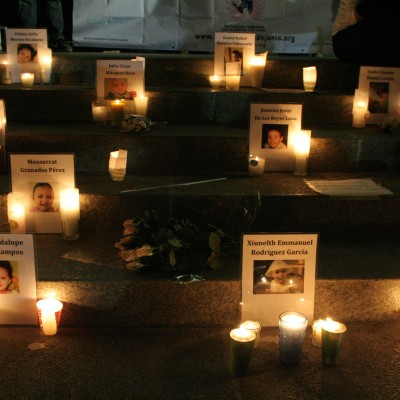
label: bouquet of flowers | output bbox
[115,210,233,273]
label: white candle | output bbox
[92,101,109,122]
[109,149,128,181]
[240,320,261,347]
[21,72,34,88]
[321,318,347,334]
[352,89,369,128]
[36,298,63,335]
[225,75,240,90]
[38,48,52,83]
[248,155,265,176]
[2,61,12,84]
[303,66,317,91]
[7,192,26,233]
[230,327,256,342]
[135,95,148,116]
[312,319,323,347]
[209,75,222,89]
[250,52,267,88]
[59,188,80,240]
[293,130,311,176]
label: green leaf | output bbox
[209,232,221,252]
[208,252,224,270]
[169,249,177,266]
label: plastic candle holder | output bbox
[293,130,311,176]
[59,188,80,240]
[248,155,265,176]
[303,66,317,91]
[109,149,128,181]
[230,327,256,376]
[240,320,261,347]
[250,52,267,88]
[279,311,308,365]
[110,100,125,126]
[37,297,63,335]
[321,319,347,366]
[21,72,34,88]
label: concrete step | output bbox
[5,123,400,173]
[0,86,355,126]
[32,52,361,90]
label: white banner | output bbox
[73,0,335,55]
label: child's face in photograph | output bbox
[272,269,288,285]
[0,267,11,292]
[18,48,33,63]
[267,130,283,149]
[112,79,128,95]
[32,186,54,212]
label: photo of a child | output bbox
[30,182,57,212]
[17,43,37,63]
[253,259,305,294]
[0,261,19,295]
[105,78,136,100]
[262,124,288,149]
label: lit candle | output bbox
[36,296,63,335]
[21,72,34,88]
[303,66,317,91]
[240,320,261,347]
[293,130,311,176]
[38,48,52,83]
[109,149,128,181]
[7,192,26,233]
[92,101,109,122]
[352,89,369,128]
[248,155,265,176]
[225,75,240,91]
[225,61,241,91]
[110,100,125,126]
[209,75,222,89]
[312,319,323,347]
[2,61,12,84]
[230,327,256,376]
[321,318,347,366]
[279,311,308,365]
[250,52,267,88]
[59,187,80,240]
[135,95,148,116]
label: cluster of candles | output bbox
[7,188,80,240]
[230,313,347,376]
[92,96,148,125]
[209,61,317,93]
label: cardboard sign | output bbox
[0,234,38,325]
[241,233,318,326]
[5,28,48,83]
[9,154,75,233]
[249,103,302,171]
[96,58,145,100]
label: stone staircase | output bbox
[1,52,400,328]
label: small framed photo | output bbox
[358,66,400,124]
[241,233,319,326]
[9,153,75,233]
[249,103,302,171]
[0,234,38,325]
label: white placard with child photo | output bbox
[358,66,400,124]
[241,233,318,327]
[249,103,302,171]
[0,233,38,325]
[96,58,145,101]
[5,28,48,83]
[9,153,75,233]
[214,32,255,87]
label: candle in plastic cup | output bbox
[109,149,128,181]
[321,319,347,366]
[230,327,256,376]
[36,297,63,336]
[21,73,34,87]
[279,311,308,365]
[59,188,80,240]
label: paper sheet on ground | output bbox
[305,178,393,197]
